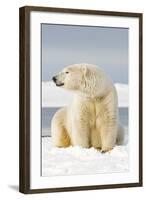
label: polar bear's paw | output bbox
[101,147,113,153]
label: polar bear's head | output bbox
[52,63,112,97]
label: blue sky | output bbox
[42,24,128,83]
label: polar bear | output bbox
[51,63,124,152]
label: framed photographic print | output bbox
[19,6,143,194]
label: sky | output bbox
[42,24,128,84]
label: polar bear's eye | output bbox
[65,71,69,74]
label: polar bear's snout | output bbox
[52,76,57,82]
[52,75,64,87]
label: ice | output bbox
[42,127,129,177]
[42,81,129,108]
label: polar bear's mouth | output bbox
[56,83,64,87]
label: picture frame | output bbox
[19,6,143,194]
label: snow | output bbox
[42,132,129,177]
[115,83,129,107]
[42,81,129,108]
[42,82,129,176]
[42,81,73,107]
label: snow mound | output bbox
[42,82,73,107]
[42,81,129,107]
[42,137,129,177]
[115,83,129,107]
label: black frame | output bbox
[19,6,143,194]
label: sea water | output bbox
[42,107,128,137]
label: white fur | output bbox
[51,64,124,152]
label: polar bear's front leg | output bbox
[71,122,90,148]
[100,89,118,152]
[71,108,90,148]
[100,122,117,152]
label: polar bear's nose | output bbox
[52,76,57,82]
